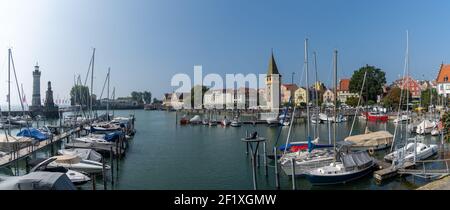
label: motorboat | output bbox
[87,122,121,134]
[365,112,388,122]
[279,148,335,176]
[0,171,76,190]
[221,117,230,126]
[230,117,241,127]
[305,151,375,185]
[415,120,436,135]
[189,115,202,124]
[47,155,110,174]
[16,128,49,142]
[180,115,189,125]
[344,130,393,152]
[393,115,411,124]
[29,157,91,185]
[266,117,279,126]
[384,141,438,163]
[202,119,209,125]
[58,148,103,162]
[209,120,218,126]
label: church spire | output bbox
[267,50,280,75]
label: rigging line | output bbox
[349,69,368,136]
[10,50,30,130]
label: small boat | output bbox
[221,117,230,126]
[16,128,49,141]
[305,151,375,185]
[180,115,189,125]
[415,120,436,135]
[344,130,393,152]
[230,117,241,127]
[58,148,103,162]
[365,112,388,122]
[189,115,202,124]
[393,115,411,124]
[384,142,438,163]
[209,120,218,126]
[311,115,323,124]
[48,155,110,174]
[29,157,91,185]
[266,117,279,126]
[0,171,76,190]
[202,119,209,125]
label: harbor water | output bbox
[2,109,448,190]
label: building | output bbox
[162,93,172,107]
[394,76,422,99]
[436,64,450,96]
[29,63,43,112]
[323,89,335,104]
[265,52,282,111]
[203,88,258,109]
[337,79,358,103]
[294,87,307,106]
[281,84,298,104]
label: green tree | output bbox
[131,91,143,104]
[70,85,90,106]
[190,85,209,108]
[420,88,438,111]
[349,65,386,104]
[143,91,152,104]
[381,87,411,110]
[443,111,450,142]
[346,96,360,107]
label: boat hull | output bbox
[305,163,375,185]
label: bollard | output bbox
[291,158,296,190]
[273,147,280,189]
[251,147,258,190]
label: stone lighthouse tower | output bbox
[265,51,282,111]
[29,63,43,112]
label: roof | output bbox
[339,79,350,91]
[267,51,280,75]
[436,64,450,83]
[281,84,298,90]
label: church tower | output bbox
[265,51,282,111]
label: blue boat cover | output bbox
[17,128,48,141]
[104,131,124,142]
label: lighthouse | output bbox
[29,63,43,112]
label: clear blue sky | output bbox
[1,0,450,106]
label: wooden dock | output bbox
[373,160,415,183]
[0,127,82,168]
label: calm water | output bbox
[2,109,447,190]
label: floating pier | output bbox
[373,160,416,182]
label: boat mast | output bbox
[107,67,110,120]
[333,49,338,155]
[90,48,95,119]
[405,31,410,144]
[8,49,11,135]
[313,51,319,140]
[305,39,310,138]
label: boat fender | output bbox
[368,148,375,155]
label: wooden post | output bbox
[91,174,96,190]
[25,156,30,174]
[251,145,257,190]
[274,147,280,189]
[102,157,107,190]
[291,158,296,190]
[110,147,114,185]
[263,142,268,177]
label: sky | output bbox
[1,0,450,107]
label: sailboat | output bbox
[304,50,375,185]
[279,39,335,176]
[230,116,242,127]
[385,31,439,167]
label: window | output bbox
[445,76,449,82]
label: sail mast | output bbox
[107,67,110,120]
[90,48,95,119]
[313,52,319,139]
[333,49,338,155]
[305,39,310,138]
[8,49,11,135]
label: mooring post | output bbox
[251,145,258,190]
[273,147,280,189]
[110,147,114,185]
[102,157,107,190]
[25,156,30,174]
[263,141,268,177]
[291,158,296,190]
[91,174,96,190]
